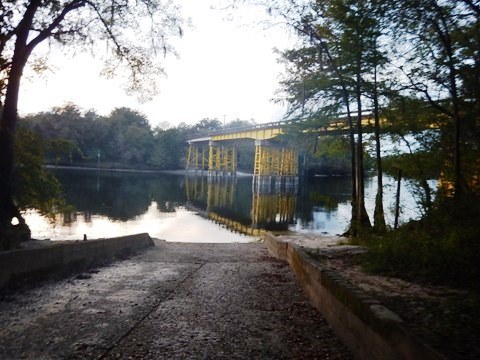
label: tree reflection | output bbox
[53,169,185,221]
[296,176,352,223]
[50,169,351,235]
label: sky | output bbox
[18,0,295,128]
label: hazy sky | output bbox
[18,0,294,127]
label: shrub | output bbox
[362,195,480,290]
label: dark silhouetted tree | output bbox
[0,0,184,247]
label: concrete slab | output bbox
[0,242,352,359]
[0,233,154,289]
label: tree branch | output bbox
[457,0,480,17]
[26,0,87,54]
[85,0,127,59]
[401,65,454,118]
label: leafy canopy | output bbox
[0,0,185,103]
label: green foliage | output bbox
[235,143,255,173]
[23,105,158,169]
[0,0,185,103]
[21,106,267,173]
[383,152,440,181]
[191,118,223,135]
[307,136,350,175]
[224,118,256,129]
[362,195,480,289]
[297,135,373,175]
[13,129,67,219]
[314,136,348,158]
[150,128,185,169]
[48,138,81,165]
[107,108,154,165]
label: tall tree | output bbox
[353,0,389,232]
[150,127,186,169]
[390,0,480,197]
[0,0,184,247]
[273,0,385,235]
[270,1,360,235]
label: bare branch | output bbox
[27,0,88,53]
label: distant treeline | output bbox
[19,104,257,171]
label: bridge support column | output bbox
[186,144,208,172]
[208,141,236,178]
[253,140,298,189]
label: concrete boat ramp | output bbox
[0,238,351,359]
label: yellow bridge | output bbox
[184,114,376,234]
[186,114,376,179]
[186,120,297,179]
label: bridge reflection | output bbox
[184,175,297,236]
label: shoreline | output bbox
[45,165,253,177]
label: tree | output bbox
[150,127,185,169]
[0,127,67,249]
[192,118,223,135]
[0,0,184,247]
[224,118,256,129]
[270,1,362,235]
[14,128,66,219]
[389,0,480,197]
[272,0,383,235]
[22,105,104,163]
[106,108,154,166]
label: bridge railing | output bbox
[188,110,374,141]
[203,119,294,138]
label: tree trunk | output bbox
[0,64,25,248]
[354,46,371,234]
[0,2,37,248]
[318,41,357,236]
[372,59,386,233]
[345,93,358,236]
[334,73,357,237]
[430,6,465,197]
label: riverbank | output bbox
[2,233,475,358]
[45,164,254,177]
[46,164,187,175]
[266,232,480,359]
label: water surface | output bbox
[25,169,424,241]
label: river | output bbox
[24,168,425,242]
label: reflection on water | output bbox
[25,169,423,241]
[185,176,298,234]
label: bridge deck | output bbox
[187,113,375,143]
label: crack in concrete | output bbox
[98,261,208,359]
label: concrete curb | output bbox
[264,232,447,360]
[0,233,154,289]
